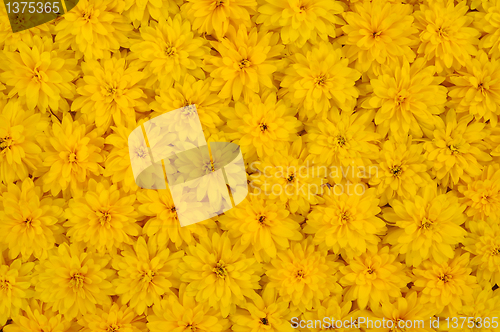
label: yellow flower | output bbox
[256,0,344,47]
[249,138,326,214]
[77,303,147,332]
[0,36,78,113]
[0,259,34,326]
[414,0,479,73]
[64,179,142,253]
[304,109,379,184]
[413,250,478,316]
[112,236,184,315]
[458,164,500,222]
[3,299,75,332]
[0,100,48,183]
[448,50,500,127]
[265,237,342,312]
[130,14,209,88]
[369,136,432,205]
[208,24,283,102]
[150,74,224,132]
[341,0,417,74]
[340,245,410,310]
[137,189,210,249]
[475,0,500,59]
[179,231,262,318]
[71,53,149,130]
[221,92,303,162]
[55,0,133,59]
[0,178,65,261]
[366,58,447,138]
[231,286,292,332]
[464,220,500,288]
[280,42,360,119]
[34,243,115,319]
[218,191,303,262]
[182,0,257,38]
[36,115,105,198]
[148,283,230,332]
[305,187,386,259]
[424,110,492,188]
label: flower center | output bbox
[390,165,403,178]
[165,45,176,57]
[339,211,351,224]
[492,247,500,256]
[239,59,251,69]
[315,75,327,86]
[106,324,120,332]
[141,270,155,283]
[24,218,33,226]
[372,31,382,38]
[448,144,460,154]
[82,9,93,20]
[70,272,85,289]
[261,317,269,325]
[258,215,267,224]
[213,262,228,279]
[420,218,433,230]
[98,210,112,225]
[336,135,347,147]
[135,146,148,159]
[0,136,13,151]
[68,152,77,163]
[366,267,375,274]
[286,173,295,182]
[215,0,224,7]
[32,69,43,83]
[107,87,116,95]
[295,269,306,280]
[0,278,11,291]
[436,26,448,39]
[438,273,451,283]
[259,123,268,132]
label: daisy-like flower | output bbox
[383,185,467,267]
[208,24,283,102]
[34,243,115,319]
[340,246,410,310]
[301,296,362,332]
[36,115,105,198]
[147,283,230,332]
[266,237,342,312]
[0,36,78,113]
[0,100,48,184]
[0,259,34,326]
[458,165,500,221]
[179,231,262,318]
[341,0,417,74]
[71,53,149,131]
[464,220,500,287]
[413,0,479,73]
[474,0,500,59]
[218,191,303,262]
[365,58,447,138]
[221,92,303,162]
[413,250,478,316]
[448,51,500,127]
[424,110,492,188]
[151,75,224,132]
[0,178,65,261]
[369,136,432,205]
[231,286,292,332]
[305,187,386,259]
[54,0,133,59]
[250,138,326,214]
[365,291,437,332]
[182,0,257,38]
[137,189,210,249]
[304,109,379,183]
[256,0,344,47]
[77,303,147,332]
[3,299,75,332]
[280,42,360,119]
[65,179,142,253]
[130,14,209,88]
[112,236,184,315]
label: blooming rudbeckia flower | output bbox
[3,300,74,332]
[0,259,34,326]
[77,303,147,332]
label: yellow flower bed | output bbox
[1,0,500,331]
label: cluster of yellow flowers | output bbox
[1,0,500,330]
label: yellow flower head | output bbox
[414,0,479,73]
[265,237,343,312]
[0,259,34,326]
[0,178,64,261]
[179,231,262,318]
[475,0,500,59]
[256,0,344,47]
[383,184,467,267]
[34,243,115,319]
[208,24,283,102]
[112,236,184,315]
[305,187,386,259]
[77,303,147,332]
[280,42,360,119]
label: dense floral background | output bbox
[1,0,500,330]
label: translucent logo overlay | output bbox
[128,104,249,227]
